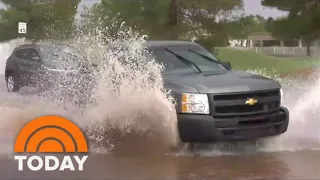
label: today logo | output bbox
[13,115,88,171]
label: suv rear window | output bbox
[15,49,27,59]
[14,48,40,61]
[39,45,84,69]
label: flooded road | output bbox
[0,39,319,180]
[0,150,319,179]
[0,76,320,180]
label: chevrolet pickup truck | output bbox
[146,41,289,143]
[4,41,289,143]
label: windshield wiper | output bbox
[188,49,224,65]
[164,48,202,73]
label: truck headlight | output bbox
[280,88,283,106]
[181,93,210,114]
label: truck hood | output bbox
[163,70,281,94]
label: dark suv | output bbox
[4,43,96,105]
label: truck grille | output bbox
[211,89,280,117]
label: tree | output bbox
[226,15,267,46]
[168,0,179,39]
[262,0,320,56]
[79,0,244,44]
[178,0,244,39]
[0,0,81,41]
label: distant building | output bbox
[247,32,281,47]
[247,32,304,47]
[229,32,308,48]
[228,32,281,47]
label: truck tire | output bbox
[6,72,20,92]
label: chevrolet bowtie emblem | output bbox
[245,98,258,105]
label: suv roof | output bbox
[107,40,200,49]
[16,40,200,52]
[18,43,71,48]
[18,44,37,48]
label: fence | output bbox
[229,46,320,57]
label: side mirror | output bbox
[222,62,231,70]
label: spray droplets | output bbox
[0,26,320,156]
[0,24,178,156]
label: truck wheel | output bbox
[6,74,20,92]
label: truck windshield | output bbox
[151,47,227,74]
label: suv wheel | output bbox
[6,74,20,92]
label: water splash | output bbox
[0,33,319,157]
[0,24,179,156]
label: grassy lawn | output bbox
[215,48,320,75]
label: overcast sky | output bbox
[0,0,288,18]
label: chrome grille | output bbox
[211,89,281,117]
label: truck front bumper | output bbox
[177,107,289,143]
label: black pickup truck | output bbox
[4,41,289,143]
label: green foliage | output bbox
[0,8,29,41]
[79,2,142,41]
[265,17,297,40]
[261,0,300,12]
[262,0,320,55]
[226,15,267,39]
[79,0,243,45]
[195,34,229,51]
[0,0,80,41]
[102,0,169,39]
[180,0,244,34]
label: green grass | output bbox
[215,48,320,74]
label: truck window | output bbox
[151,49,195,72]
[151,47,227,73]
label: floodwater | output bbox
[0,38,319,180]
[0,151,319,179]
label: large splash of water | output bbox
[0,28,319,157]
[0,25,178,156]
